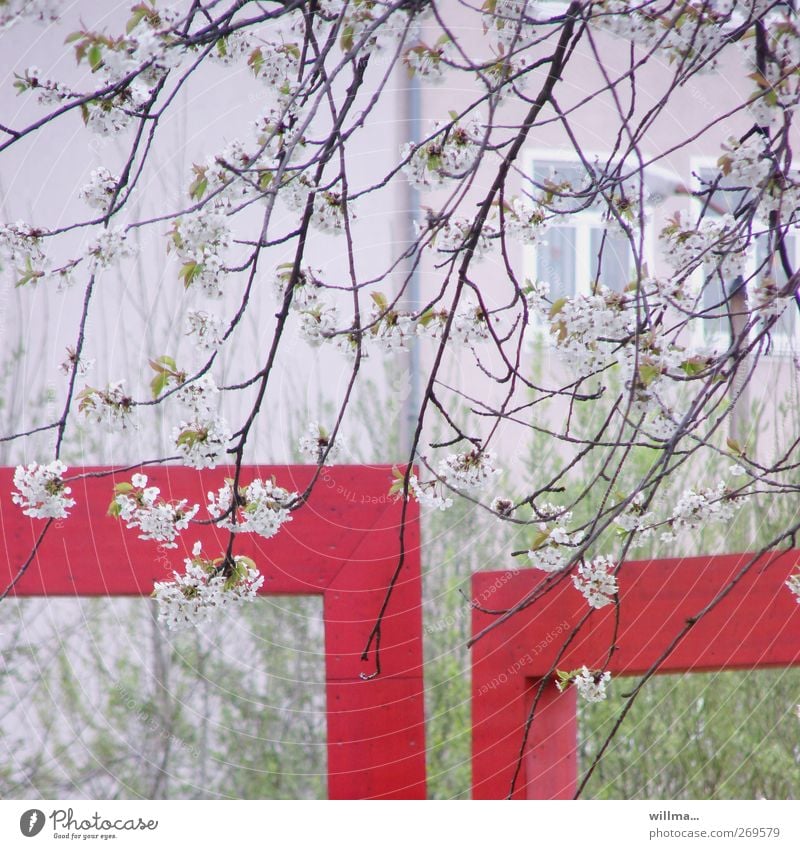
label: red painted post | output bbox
[472,550,800,799]
[0,464,426,800]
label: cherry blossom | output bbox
[12,461,75,520]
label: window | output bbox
[693,161,800,352]
[528,155,648,298]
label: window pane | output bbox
[756,233,798,343]
[537,226,576,300]
[702,272,733,341]
[696,166,751,217]
[532,160,591,212]
[590,228,631,291]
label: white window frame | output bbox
[522,148,656,300]
[690,155,800,357]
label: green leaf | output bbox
[370,291,388,312]
[179,261,201,288]
[107,498,122,518]
[88,43,103,72]
[189,173,208,201]
[113,482,134,494]
[155,354,177,371]
[680,357,707,377]
[340,24,354,53]
[176,428,200,447]
[150,371,169,399]
[248,47,264,76]
[726,436,744,457]
[548,297,567,319]
[126,8,148,34]
[528,529,551,551]
[638,363,662,388]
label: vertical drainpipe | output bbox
[398,71,421,460]
[728,280,749,445]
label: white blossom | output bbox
[59,348,94,378]
[483,0,538,49]
[574,666,611,703]
[176,374,220,418]
[208,30,253,65]
[299,302,340,346]
[660,210,747,282]
[613,492,655,545]
[186,309,225,351]
[408,474,453,512]
[663,481,745,540]
[86,226,134,271]
[311,189,349,233]
[0,220,47,280]
[84,99,132,136]
[77,381,137,431]
[248,42,301,100]
[437,449,500,493]
[12,461,75,519]
[572,555,618,609]
[207,478,297,537]
[153,542,263,631]
[504,196,548,245]
[112,474,199,548]
[298,422,344,463]
[527,502,584,572]
[78,167,118,213]
[172,413,232,469]
[0,0,59,31]
[404,43,447,83]
[401,118,483,190]
[368,299,416,352]
[169,204,231,296]
[718,135,772,189]
[787,570,800,604]
[542,287,636,378]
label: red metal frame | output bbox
[471,550,800,799]
[0,464,425,800]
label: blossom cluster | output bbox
[185,309,225,352]
[591,0,765,70]
[87,226,134,272]
[407,474,453,512]
[541,287,637,379]
[786,569,800,604]
[207,478,297,538]
[572,555,618,609]
[297,422,345,464]
[557,666,611,703]
[172,376,232,470]
[660,482,744,543]
[12,461,75,519]
[110,474,199,548]
[77,381,137,431]
[169,205,231,297]
[436,449,500,493]
[401,119,483,190]
[526,503,584,573]
[78,167,119,214]
[152,542,263,631]
[483,0,539,49]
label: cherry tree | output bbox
[1,0,800,794]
